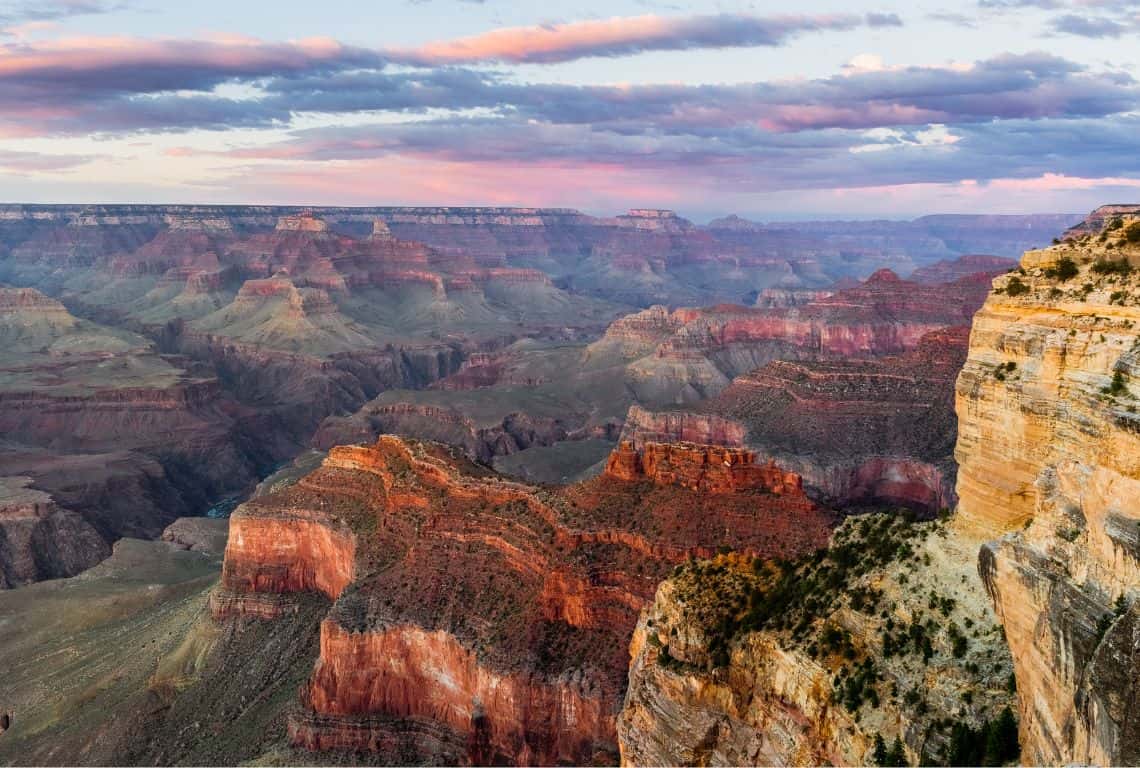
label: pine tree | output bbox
[995,706,1019,763]
[873,733,889,766]
[886,736,906,767]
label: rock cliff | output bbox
[619,514,1017,766]
[955,210,1140,764]
[704,327,969,512]
[214,435,835,764]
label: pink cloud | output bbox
[987,173,1140,191]
[757,103,950,132]
[217,155,687,211]
[392,13,881,65]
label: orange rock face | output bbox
[604,439,804,496]
[214,435,833,764]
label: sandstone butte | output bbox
[954,209,1140,764]
[211,434,834,765]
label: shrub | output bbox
[1103,370,1128,397]
[1126,222,1140,243]
[1005,276,1030,296]
[1045,256,1079,281]
[1092,257,1132,276]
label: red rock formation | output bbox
[700,327,969,511]
[619,404,745,449]
[213,435,834,764]
[599,269,991,368]
[603,439,804,495]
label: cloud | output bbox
[258,52,1137,133]
[0,148,95,172]
[206,108,1140,200]
[0,46,1133,139]
[0,0,131,25]
[1048,12,1134,36]
[388,13,902,65]
[977,0,1064,9]
[0,35,381,97]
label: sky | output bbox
[1,0,1140,219]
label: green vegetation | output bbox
[873,734,907,767]
[657,513,1019,768]
[945,707,1019,766]
[1125,222,1140,244]
[664,514,928,673]
[1004,276,1030,296]
[1092,256,1133,276]
[1044,257,1079,281]
[1103,370,1128,397]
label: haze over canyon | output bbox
[0,200,1134,768]
[4,0,1140,765]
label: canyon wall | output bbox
[705,327,968,513]
[619,515,1017,766]
[955,211,1140,764]
[211,435,835,764]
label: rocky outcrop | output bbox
[702,327,968,512]
[1061,204,1140,240]
[312,400,581,465]
[0,476,108,588]
[956,211,1140,764]
[276,212,329,232]
[620,404,746,449]
[619,515,1017,766]
[604,440,804,497]
[213,435,834,764]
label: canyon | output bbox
[8,202,1134,768]
[612,206,1140,767]
[210,435,834,764]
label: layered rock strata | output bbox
[955,210,1140,764]
[704,327,968,512]
[619,514,1016,766]
[214,435,834,764]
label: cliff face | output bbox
[0,287,277,584]
[705,327,969,512]
[603,440,805,497]
[955,212,1140,765]
[619,515,1017,767]
[0,476,108,587]
[213,435,835,764]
